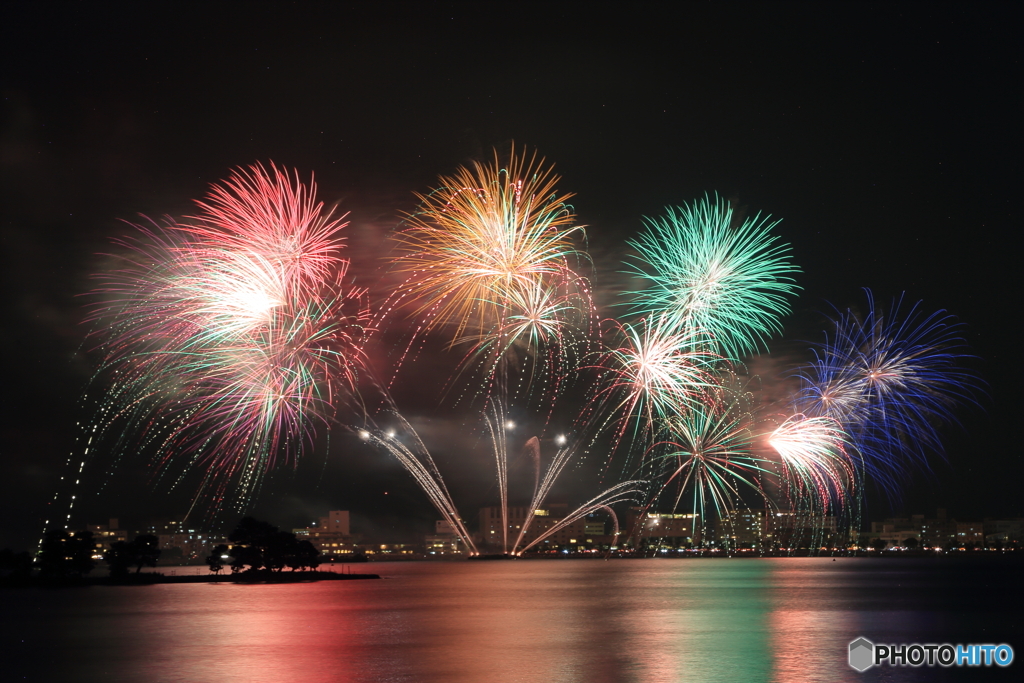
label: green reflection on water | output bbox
[613,560,775,682]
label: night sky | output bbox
[1,2,1020,550]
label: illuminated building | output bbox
[719,510,768,548]
[425,520,467,556]
[86,518,128,558]
[477,504,605,552]
[293,510,361,558]
[623,509,701,549]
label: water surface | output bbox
[3,557,1019,682]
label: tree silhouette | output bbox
[105,540,135,578]
[290,540,321,571]
[104,534,162,578]
[226,517,318,572]
[229,544,263,573]
[229,517,279,548]
[131,534,161,573]
[38,530,96,578]
[206,544,229,574]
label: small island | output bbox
[1,516,378,588]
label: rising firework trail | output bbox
[514,480,645,555]
[356,400,642,557]
[357,416,478,555]
[511,435,644,555]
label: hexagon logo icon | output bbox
[849,637,874,672]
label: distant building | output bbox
[365,543,419,558]
[914,511,954,547]
[860,509,988,549]
[137,516,216,562]
[625,510,701,548]
[294,510,360,559]
[424,519,468,556]
[435,519,458,536]
[955,521,984,546]
[719,510,767,548]
[324,510,350,536]
[984,518,1024,544]
[477,504,603,553]
[771,511,850,549]
[424,534,465,555]
[86,518,128,557]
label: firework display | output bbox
[649,389,770,530]
[791,290,981,500]
[88,163,367,508]
[623,195,800,361]
[585,315,720,469]
[83,151,979,552]
[388,146,594,409]
[768,414,853,514]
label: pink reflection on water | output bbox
[139,583,364,682]
[766,559,858,683]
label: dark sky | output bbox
[1,2,1020,550]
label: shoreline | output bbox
[1,569,380,588]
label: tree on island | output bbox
[132,534,161,572]
[106,541,135,578]
[105,534,163,578]
[903,537,919,550]
[230,543,264,573]
[287,540,321,571]
[869,538,887,552]
[206,544,229,574]
[37,530,96,579]
[227,517,320,573]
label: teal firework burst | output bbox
[624,195,800,360]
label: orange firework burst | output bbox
[393,145,590,348]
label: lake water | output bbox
[3,557,1020,682]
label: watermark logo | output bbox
[848,637,874,672]
[849,638,1014,670]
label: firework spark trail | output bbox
[88,164,368,508]
[510,436,645,554]
[516,480,646,555]
[468,275,592,389]
[793,290,981,497]
[357,417,478,554]
[624,195,800,361]
[512,435,572,553]
[768,414,853,513]
[484,405,511,553]
[185,162,347,300]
